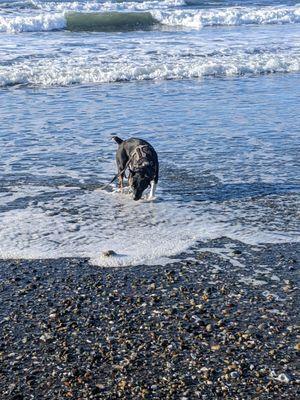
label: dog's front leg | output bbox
[118,175,124,192]
[149,180,157,199]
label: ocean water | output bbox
[0,0,299,266]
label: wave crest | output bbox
[32,0,186,12]
[1,50,299,87]
[0,13,66,33]
[152,5,300,29]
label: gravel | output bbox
[0,239,299,399]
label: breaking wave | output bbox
[1,49,299,87]
[0,12,66,33]
[0,5,300,33]
[66,11,157,32]
[152,5,300,29]
[0,11,158,33]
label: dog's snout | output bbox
[133,189,142,201]
[133,193,141,201]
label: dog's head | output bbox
[129,169,151,201]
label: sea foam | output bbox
[1,48,299,87]
[0,187,298,267]
[32,0,186,12]
[0,12,66,33]
[152,5,300,29]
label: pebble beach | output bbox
[1,239,299,399]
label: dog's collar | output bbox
[129,145,152,170]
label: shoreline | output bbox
[0,239,299,399]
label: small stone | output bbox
[118,379,126,390]
[200,367,210,372]
[275,373,291,383]
[95,384,105,390]
[232,249,242,255]
[283,285,291,293]
[40,333,52,342]
[102,250,117,257]
[294,343,300,351]
[202,293,209,301]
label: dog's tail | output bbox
[111,136,123,145]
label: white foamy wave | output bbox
[0,12,66,33]
[1,50,299,87]
[152,5,300,29]
[1,4,300,33]
[32,0,185,12]
[0,188,212,266]
[0,187,298,267]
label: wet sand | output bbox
[0,239,299,399]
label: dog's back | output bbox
[112,136,156,155]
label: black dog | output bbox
[112,136,159,201]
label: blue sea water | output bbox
[0,0,299,266]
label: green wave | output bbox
[66,12,159,32]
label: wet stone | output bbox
[102,250,117,257]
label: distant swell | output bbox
[0,1,37,9]
[32,0,186,12]
[0,5,300,33]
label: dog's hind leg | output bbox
[115,145,128,193]
[118,173,124,192]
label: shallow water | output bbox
[0,0,299,266]
[1,75,299,265]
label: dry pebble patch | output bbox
[0,239,299,399]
